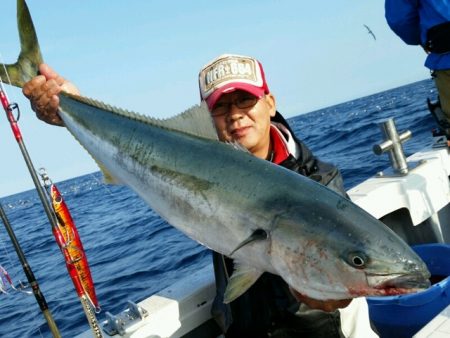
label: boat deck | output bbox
[415,305,450,337]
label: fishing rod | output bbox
[0,202,61,337]
[0,78,103,337]
[0,81,61,337]
[0,81,59,241]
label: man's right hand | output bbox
[289,287,352,312]
[22,64,80,126]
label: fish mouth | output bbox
[367,272,431,296]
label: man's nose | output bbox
[228,104,245,120]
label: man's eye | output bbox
[215,102,226,108]
[239,98,253,104]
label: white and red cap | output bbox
[198,54,270,111]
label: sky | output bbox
[0,0,429,198]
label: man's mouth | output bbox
[231,126,251,138]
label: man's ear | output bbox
[265,93,276,117]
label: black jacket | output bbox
[272,111,346,196]
[212,111,347,338]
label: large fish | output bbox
[1,0,430,303]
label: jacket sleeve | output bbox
[385,0,422,45]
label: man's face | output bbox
[210,90,276,159]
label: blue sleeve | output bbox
[385,0,422,45]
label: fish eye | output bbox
[347,252,367,269]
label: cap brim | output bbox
[205,82,266,111]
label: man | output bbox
[23,54,377,337]
[385,0,450,137]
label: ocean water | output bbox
[0,78,438,337]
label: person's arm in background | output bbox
[385,0,421,45]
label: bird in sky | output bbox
[364,24,376,40]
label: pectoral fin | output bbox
[223,263,264,303]
[229,229,268,256]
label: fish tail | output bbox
[0,0,43,88]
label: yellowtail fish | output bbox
[1,0,430,303]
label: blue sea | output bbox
[0,78,438,337]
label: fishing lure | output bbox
[39,169,99,310]
[0,264,31,295]
[39,169,103,337]
[50,183,100,310]
[0,265,13,294]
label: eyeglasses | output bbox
[211,94,261,117]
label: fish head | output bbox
[269,208,431,300]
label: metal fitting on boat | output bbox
[102,301,148,336]
[373,118,412,175]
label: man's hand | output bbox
[22,64,80,126]
[290,287,352,312]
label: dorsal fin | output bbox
[161,101,219,140]
[63,93,219,141]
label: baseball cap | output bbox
[198,54,270,111]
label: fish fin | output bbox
[229,229,268,256]
[159,101,219,140]
[98,163,120,184]
[224,263,264,303]
[62,94,219,141]
[0,0,43,88]
[72,143,120,185]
